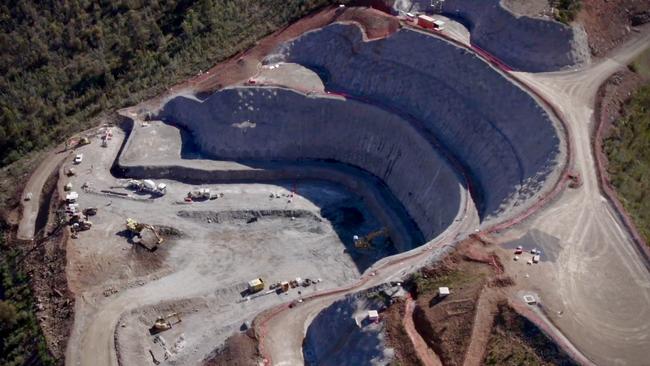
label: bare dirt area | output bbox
[383,299,421,366]
[13,4,650,366]
[577,0,650,56]
[14,163,75,361]
[409,241,498,366]
[383,239,578,366]
[483,303,578,366]
[202,331,260,366]
[150,5,399,103]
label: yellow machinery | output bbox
[248,278,265,293]
[151,312,182,333]
[126,218,164,247]
[355,228,388,249]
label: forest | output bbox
[0,0,343,167]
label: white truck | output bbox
[127,179,167,196]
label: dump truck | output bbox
[248,278,265,293]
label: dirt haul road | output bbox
[258,26,650,366]
[17,149,69,240]
[509,26,650,366]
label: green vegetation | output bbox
[412,268,481,294]
[0,229,56,366]
[604,83,650,244]
[0,0,345,167]
[550,0,582,24]
[484,304,577,366]
[629,48,650,79]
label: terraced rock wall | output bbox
[272,24,564,222]
[393,0,590,72]
[157,87,463,242]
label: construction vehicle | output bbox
[126,218,164,250]
[188,188,211,200]
[83,207,98,216]
[354,228,389,249]
[71,220,92,232]
[150,312,182,334]
[126,179,167,196]
[248,278,265,293]
[78,137,91,146]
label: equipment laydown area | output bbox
[21,4,650,366]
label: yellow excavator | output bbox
[126,218,164,250]
[354,228,389,249]
[150,312,182,334]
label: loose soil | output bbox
[383,299,422,366]
[15,171,74,361]
[143,5,399,109]
[202,331,261,366]
[577,0,650,56]
[483,303,578,366]
[383,238,581,366]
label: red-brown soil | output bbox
[383,298,422,366]
[150,5,399,107]
[578,0,650,56]
[202,331,261,366]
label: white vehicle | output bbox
[126,179,166,196]
[73,154,83,164]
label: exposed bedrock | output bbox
[392,0,590,72]
[272,24,565,222]
[302,287,395,366]
[155,87,462,242]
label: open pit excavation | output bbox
[57,20,571,366]
[5,4,637,366]
[394,0,591,71]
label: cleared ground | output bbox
[13,5,649,366]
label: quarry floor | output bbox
[61,126,434,366]
[13,8,650,366]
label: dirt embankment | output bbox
[13,166,74,361]
[578,0,650,56]
[383,238,579,366]
[202,331,261,366]
[484,304,578,366]
[594,69,650,253]
[383,299,422,365]
[146,5,399,106]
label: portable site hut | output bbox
[368,310,379,321]
[417,14,436,29]
[438,287,450,298]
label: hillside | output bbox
[0,0,343,167]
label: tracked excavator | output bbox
[150,312,182,334]
[354,228,389,249]
[126,218,164,250]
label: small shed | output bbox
[438,287,450,298]
[417,14,436,29]
[523,295,537,305]
[367,310,379,321]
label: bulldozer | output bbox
[354,228,389,249]
[126,218,164,250]
[150,312,182,334]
